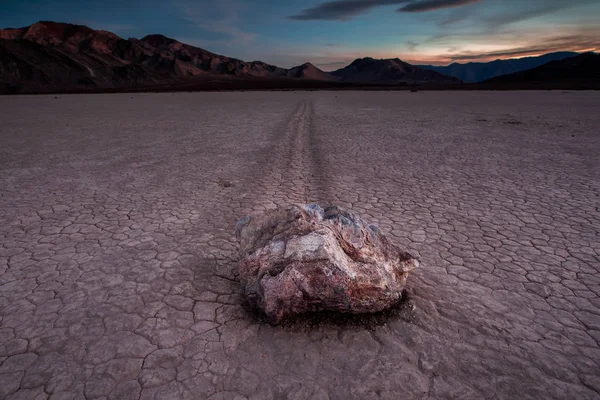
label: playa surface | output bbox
[1,91,599,399]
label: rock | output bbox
[236,204,420,323]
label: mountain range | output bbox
[0,21,598,94]
[332,57,461,85]
[484,52,600,86]
[417,52,579,83]
[0,21,459,93]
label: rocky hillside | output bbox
[286,62,335,81]
[331,57,462,85]
[0,21,301,93]
[418,52,579,83]
[1,21,463,93]
[483,53,600,88]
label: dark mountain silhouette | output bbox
[0,21,299,92]
[286,62,335,80]
[2,21,592,93]
[482,52,600,88]
[331,57,461,85]
[418,52,579,83]
[0,21,462,93]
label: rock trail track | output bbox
[248,99,322,206]
[0,91,599,399]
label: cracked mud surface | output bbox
[1,91,599,399]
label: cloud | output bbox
[407,29,600,65]
[429,0,600,30]
[406,40,419,51]
[179,0,256,45]
[288,0,401,21]
[398,0,480,13]
[449,47,571,61]
[484,1,581,27]
[446,34,600,62]
[196,18,257,45]
[288,0,478,20]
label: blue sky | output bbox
[1,0,599,69]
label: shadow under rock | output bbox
[195,250,422,332]
[241,287,418,332]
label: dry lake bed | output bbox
[0,91,599,400]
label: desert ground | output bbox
[0,91,599,400]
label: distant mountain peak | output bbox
[417,51,580,83]
[349,57,410,67]
[287,62,334,80]
[484,52,600,87]
[26,20,94,35]
[4,21,124,54]
[332,56,460,84]
[141,34,179,47]
[351,57,374,63]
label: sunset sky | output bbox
[1,0,599,69]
